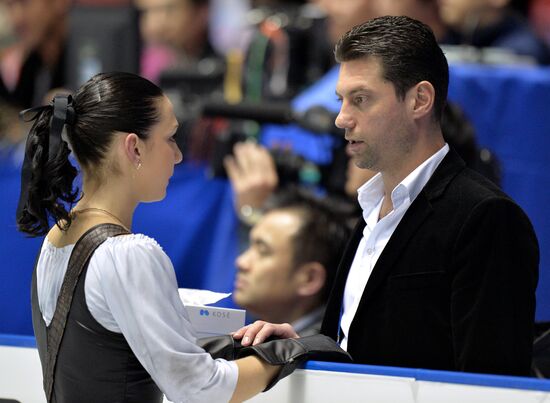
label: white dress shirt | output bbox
[36,234,238,403]
[340,144,449,351]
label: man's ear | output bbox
[295,262,327,297]
[123,133,142,166]
[409,80,435,120]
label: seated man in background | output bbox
[233,187,352,336]
[135,0,218,83]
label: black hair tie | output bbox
[50,95,75,160]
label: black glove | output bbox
[197,334,243,360]
[238,334,352,391]
[197,334,278,360]
[198,334,352,391]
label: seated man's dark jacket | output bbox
[321,149,539,376]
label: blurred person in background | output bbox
[224,142,279,227]
[317,0,378,45]
[373,0,450,41]
[239,0,378,101]
[233,187,352,336]
[0,0,72,109]
[135,0,218,83]
[529,0,550,47]
[437,0,550,64]
[0,100,25,160]
[0,0,16,79]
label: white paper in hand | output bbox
[178,288,245,337]
[178,288,231,306]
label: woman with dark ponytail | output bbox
[16,72,349,403]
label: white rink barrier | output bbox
[2,334,550,403]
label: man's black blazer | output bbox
[321,149,539,376]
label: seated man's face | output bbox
[234,210,303,317]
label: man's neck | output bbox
[379,135,445,213]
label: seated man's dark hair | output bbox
[264,186,353,302]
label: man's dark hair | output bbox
[335,15,449,122]
[264,186,352,302]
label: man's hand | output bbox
[224,142,278,212]
[232,320,299,346]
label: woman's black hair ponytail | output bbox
[17,101,78,237]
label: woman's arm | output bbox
[199,332,352,401]
[230,356,279,403]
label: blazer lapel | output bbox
[352,150,466,322]
[357,192,433,304]
[321,218,365,339]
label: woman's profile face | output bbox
[136,95,183,202]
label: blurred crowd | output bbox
[0,0,547,170]
[1,0,549,136]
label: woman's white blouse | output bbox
[36,234,238,403]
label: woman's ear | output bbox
[123,133,142,167]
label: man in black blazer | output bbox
[234,16,539,377]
